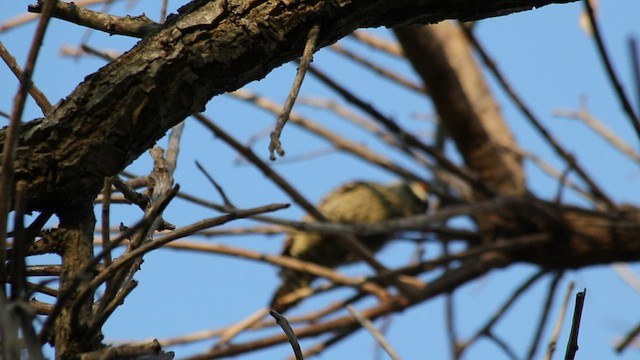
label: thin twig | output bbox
[27,0,161,38]
[346,305,400,360]
[9,180,28,300]
[553,166,572,204]
[270,310,304,360]
[442,238,460,359]
[297,326,359,360]
[0,0,57,304]
[582,0,640,139]
[27,282,59,298]
[554,107,640,163]
[297,96,432,169]
[159,0,168,22]
[216,308,271,346]
[111,176,149,209]
[350,31,404,58]
[232,89,426,183]
[270,23,321,160]
[262,146,338,165]
[612,263,640,294]
[18,301,46,360]
[0,0,110,32]
[329,43,425,94]
[88,280,138,338]
[101,178,113,279]
[499,144,593,202]
[615,319,640,353]
[526,271,564,360]
[162,225,286,237]
[373,317,395,360]
[564,288,587,360]
[80,44,121,61]
[195,161,234,207]
[629,36,640,119]
[0,41,52,113]
[544,281,575,360]
[485,331,519,360]
[385,233,548,281]
[2,299,45,360]
[458,269,548,356]
[3,181,35,360]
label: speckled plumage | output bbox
[270,181,428,312]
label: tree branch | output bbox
[5,0,576,213]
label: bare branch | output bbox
[0,0,57,303]
[0,42,52,114]
[269,23,321,160]
[554,107,640,163]
[346,305,400,360]
[564,288,587,360]
[28,0,161,38]
[582,0,640,139]
[328,43,425,94]
[351,31,404,58]
[458,270,548,356]
[270,310,304,360]
[544,281,575,360]
[195,161,234,208]
[231,89,426,182]
[527,272,564,360]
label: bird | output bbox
[270,180,429,312]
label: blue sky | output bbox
[2,0,640,359]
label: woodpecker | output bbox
[270,180,429,312]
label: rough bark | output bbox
[53,202,98,359]
[475,197,640,268]
[4,0,574,213]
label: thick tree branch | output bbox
[395,22,525,196]
[5,0,575,212]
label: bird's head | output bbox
[387,180,430,214]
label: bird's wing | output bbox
[280,181,364,257]
[318,181,404,223]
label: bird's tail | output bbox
[269,269,316,313]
